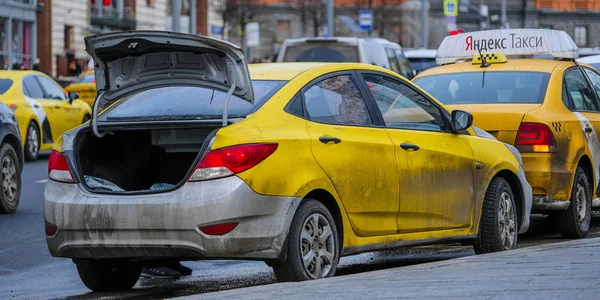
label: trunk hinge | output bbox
[222,81,237,127]
[92,89,106,138]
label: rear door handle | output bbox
[55,105,61,109]
[319,136,341,144]
[400,143,420,151]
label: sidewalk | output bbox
[175,238,600,300]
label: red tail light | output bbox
[45,221,58,236]
[48,151,76,183]
[515,122,556,153]
[199,222,238,235]
[188,143,278,182]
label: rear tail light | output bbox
[45,221,58,236]
[188,143,278,182]
[199,222,238,235]
[48,151,76,183]
[515,122,556,153]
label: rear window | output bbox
[408,58,437,72]
[0,79,13,94]
[100,80,287,121]
[413,71,550,105]
[76,73,95,83]
[282,43,359,63]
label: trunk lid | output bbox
[84,31,254,109]
[447,104,541,144]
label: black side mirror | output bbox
[68,91,79,103]
[451,110,473,132]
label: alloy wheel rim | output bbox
[575,183,587,225]
[300,213,335,279]
[2,156,17,203]
[28,126,38,156]
[498,191,516,250]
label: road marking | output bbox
[35,179,48,184]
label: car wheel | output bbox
[0,144,21,214]
[558,167,591,239]
[76,260,142,292]
[24,122,39,162]
[273,199,339,282]
[474,177,518,254]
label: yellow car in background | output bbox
[65,70,96,108]
[414,29,598,238]
[0,71,92,161]
[45,31,531,291]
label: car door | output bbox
[360,72,476,233]
[302,72,400,237]
[22,75,54,144]
[36,75,80,138]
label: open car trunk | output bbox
[76,126,218,193]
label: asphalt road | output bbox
[1,157,599,300]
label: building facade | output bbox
[1,0,40,70]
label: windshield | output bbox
[413,71,551,105]
[282,43,359,62]
[100,80,286,121]
[76,73,95,83]
[0,79,12,94]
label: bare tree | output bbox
[212,0,260,47]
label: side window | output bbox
[385,48,401,74]
[395,49,414,80]
[363,73,445,132]
[303,75,373,126]
[584,68,600,99]
[22,77,45,99]
[564,68,599,112]
[36,76,67,101]
[285,94,304,117]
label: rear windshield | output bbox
[0,79,13,94]
[76,73,95,83]
[413,71,551,105]
[100,80,287,121]
[282,43,359,63]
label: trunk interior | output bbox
[76,127,218,192]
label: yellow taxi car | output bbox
[0,71,92,161]
[44,31,531,291]
[414,29,597,239]
[65,70,96,108]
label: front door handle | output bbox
[585,127,593,133]
[54,105,61,109]
[400,143,420,151]
[319,136,341,144]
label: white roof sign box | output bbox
[436,29,578,65]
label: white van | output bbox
[276,37,414,79]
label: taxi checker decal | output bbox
[24,95,53,143]
[574,112,600,189]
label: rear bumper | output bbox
[521,153,573,210]
[44,176,299,260]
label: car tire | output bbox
[558,167,591,239]
[0,143,21,214]
[474,177,518,254]
[76,260,142,292]
[24,121,39,162]
[273,199,340,282]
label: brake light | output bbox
[45,221,58,236]
[199,222,238,235]
[515,122,556,153]
[48,151,76,183]
[188,143,278,182]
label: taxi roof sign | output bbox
[436,29,578,65]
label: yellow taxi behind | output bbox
[0,70,92,161]
[64,70,96,108]
[414,29,597,238]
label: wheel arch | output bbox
[2,133,24,170]
[303,188,344,253]
[575,154,594,197]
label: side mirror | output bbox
[451,110,473,132]
[68,91,79,103]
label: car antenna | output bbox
[478,49,490,68]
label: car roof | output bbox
[416,58,572,76]
[578,54,600,64]
[248,62,396,81]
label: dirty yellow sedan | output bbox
[44,31,531,292]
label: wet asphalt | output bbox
[1,155,599,300]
